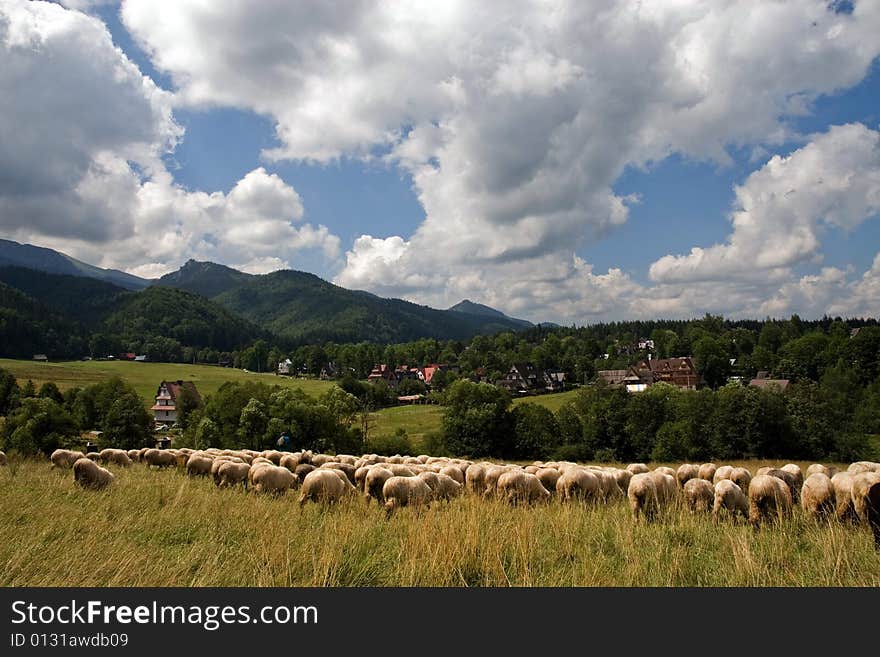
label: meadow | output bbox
[0,358,578,443]
[1,458,878,587]
[0,358,335,404]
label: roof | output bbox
[157,380,201,404]
[749,378,790,392]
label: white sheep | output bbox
[382,476,433,516]
[801,472,836,521]
[831,471,858,522]
[73,457,114,490]
[185,453,213,477]
[252,464,296,495]
[698,463,717,482]
[712,465,734,484]
[298,469,351,506]
[676,463,699,488]
[850,471,880,549]
[683,478,714,514]
[628,472,659,521]
[748,474,792,527]
[50,449,85,469]
[216,461,250,488]
[555,468,600,504]
[712,480,748,521]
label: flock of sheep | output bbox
[29,447,880,547]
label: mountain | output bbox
[447,299,533,328]
[0,267,262,356]
[0,266,130,326]
[156,259,253,299]
[0,238,151,290]
[208,270,531,344]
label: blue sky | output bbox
[2,1,880,322]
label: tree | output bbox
[441,380,512,458]
[693,335,732,389]
[101,391,153,450]
[511,403,558,460]
[194,417,221,450]
[37,381,64,404]
[175,385,202,431]
[237,398,269,450]
[1,397,77,456]
[0,367,20,416]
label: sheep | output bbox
[439,465,465,485]
[613,468,633,496]
[730,467,752,494]
[801,473,836,521]
[536,468,562,496]
[848,461,880,475]
[216,461,250,488]
[496,471,550,506]
[676,463,700,488]
[325,467,357,491]
[0,450,6,466]
[555,468,600,504]
[293,463,316,485]
[417,470,442,494]
[465,464,487,495]
[50,449,85,469]
[628,473,659,521]
[252,464,296,495]
[248,460,276,486]
[650,470,678,506]
[126,449,140,462]
[698,463,717,482]
[309,454,335,467]
[683,478,715,514]
[365,466,394,505]
[713,480,748,521]
[831,471,858,522]
[654,466,677,479]
[320,462,357,485]
[142,449,177,468]
[85,452,101,462]
[186,454,213,477]
[382,476,433,516]
[626,463,649,475]
[73,457,114,490]
[806,463,835,478]
[482,465,510,498]
[748,474,793,527]
[279,453,300,472]
[298,469,351,506]
[432,473,463,502]
[335,454,358,466]
[781,463,804,491]
[850,472,880,549]
[712,465,734,484]
[763,469,801,505]
[385,463,416,477]
[354,465,371,492]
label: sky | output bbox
[1,1,879,325]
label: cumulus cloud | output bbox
[119,0,880,318]
[650,123,880,284]
[0,1,340,278]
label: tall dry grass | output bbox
[1,459,878,587]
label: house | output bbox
[637,338,655,351]
[319,362,339,380]
[150,380,201,427]
[544,370,566,392]
[597,370,629,387]
[497,363,543,394]
[32,354,48,362]
[749,371,791,393]
[850,327,861,338]
[277,358,293,376]
[367,364,397,388]
[627,357,702,391]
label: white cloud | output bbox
[0,1,340,278]
[118,1,880,318]
[650,123,880,284]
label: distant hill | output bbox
[209,270,530,344]
[156,259,253,299]
[0,280,87,358]
[0,238,150,290]
[447,299,533,328]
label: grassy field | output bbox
[1,458,877,586]
[0,359,335,404]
